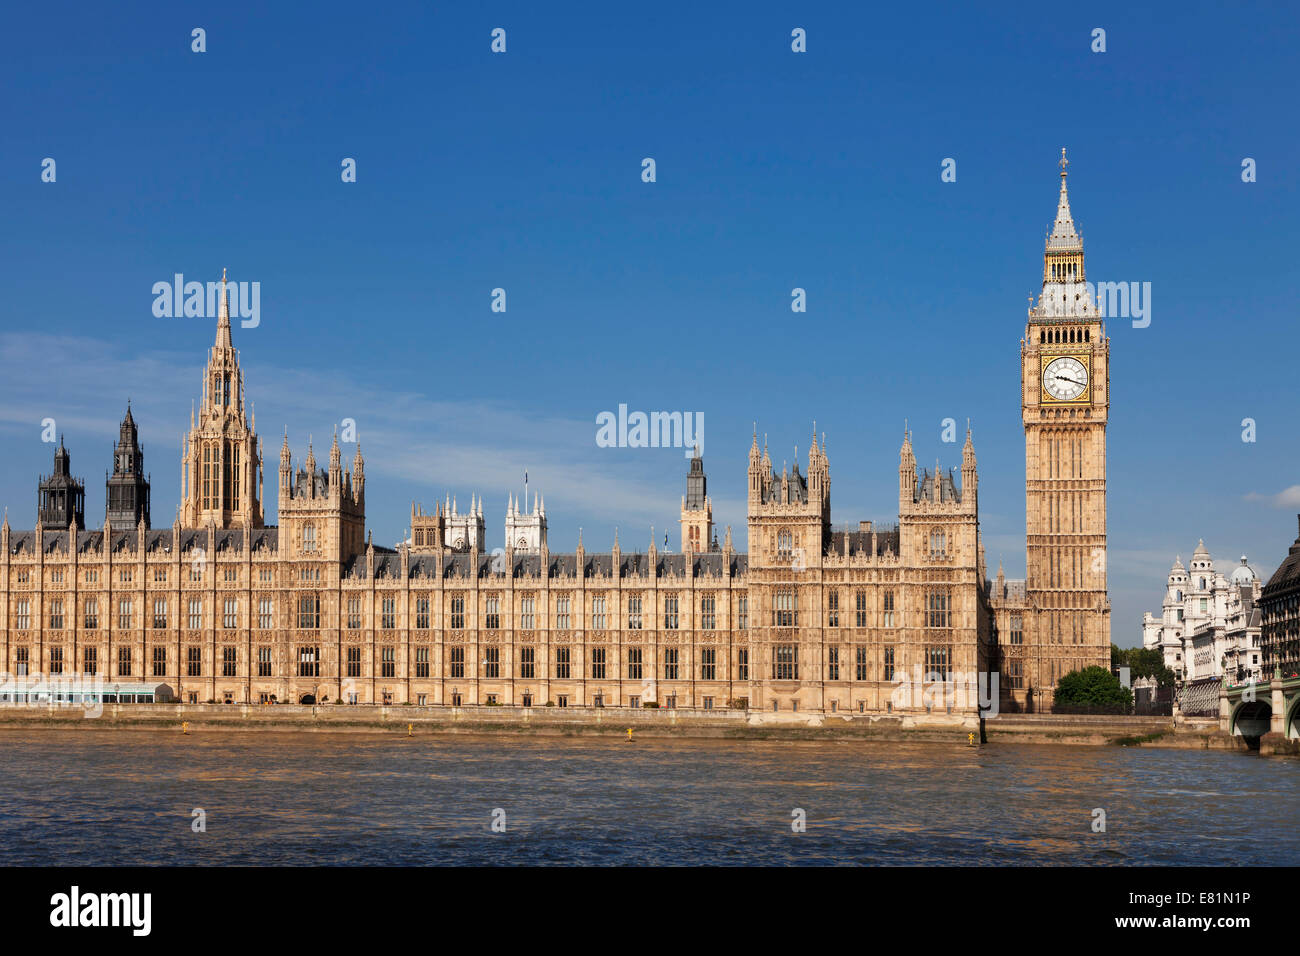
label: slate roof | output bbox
[992,578,1027,603]
[916,468,961,503]
[7,526,280,557]
[338,549,748,581]
[762,464,808,504]
[827,528,900,557]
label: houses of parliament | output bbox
[0,160,1110,713]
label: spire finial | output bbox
[1059,147,1068,176]
[216,267,232,347]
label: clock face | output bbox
[1043,356,1089,401]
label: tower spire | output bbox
[1050,148,1079,246]
[216,267,232,348]
[1033,149,1093,317]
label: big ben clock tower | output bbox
[1022,150,1111,702]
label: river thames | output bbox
[0,731,1295,865]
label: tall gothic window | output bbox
[223,441,233,510]
[777,529,793,561]
[926,590,951,628]
[772,645,797,681]
[663,595,679,630]
[230,443,241,506]
[773,589,797,627]
[202,443,213,510]
[700,594,716,630]
[929,529,947,559]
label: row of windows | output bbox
[320,593,747,632]
[8,589,957,632]
[7,564,285,591]
[16,644,191,678]
[8,644,936,682]
[1037,325,1090,343]
[11,598,216,630]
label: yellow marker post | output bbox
[626,728,633,741]
[968,732,976,746]
[182,721,189,735]
[407,723,413,737]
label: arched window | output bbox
[929,529,947,558]
[202,443,213,510]
[773,588,798,627]
[777,529,792,561]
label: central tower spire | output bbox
[216,267,232,348]
[179,269,263,528]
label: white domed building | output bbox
[1141,542,1263,714]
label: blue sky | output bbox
[2,1,1298,646]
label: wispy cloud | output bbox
[0,331,738,543]
[1244,485,1300,509]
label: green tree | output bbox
[1126,647,1176,687]
[1110,645,1176,688]
[1054,665,1133,708]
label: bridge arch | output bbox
[1286,695,1300,740]
[1230,699,1272,746]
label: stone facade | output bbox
[0,301,994,713]
[996,149,1112,710]
[1141,542,1262,686]
[0,161,1110,715]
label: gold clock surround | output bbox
[1040,352,1091,404]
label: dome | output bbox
[1230,555,1256,585]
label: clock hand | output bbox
[1055,376,1085,386]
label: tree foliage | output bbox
[1055,665,1134,707]
[1110,644,1176,687]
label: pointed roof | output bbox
[1046,149,1082,250]
[1193,538,1210,558]
[216,268,232,348]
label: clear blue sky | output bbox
[2,1,1298,646]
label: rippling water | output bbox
[0,730,1295,865]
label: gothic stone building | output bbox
[0,276,994,714]
[0,161,1108,713]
